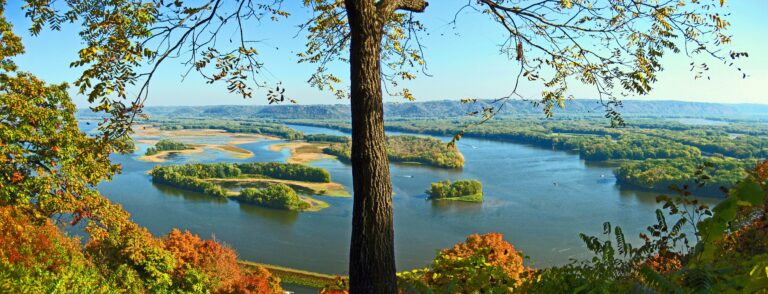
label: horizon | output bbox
[74,97,768,110]
[6,0,768,108]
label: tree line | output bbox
[150,165,230,197]
[614,156,749,197]
[287,119,708,161]
[152,119,349,143]
[153,119,304,140]
[150,162,331,183]
[323,135,464,168]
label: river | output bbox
[96,123,721,277]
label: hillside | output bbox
[77,99,768,120]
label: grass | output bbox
[207,178,351,197]
[237,260,341,289]
[298,195,330,212]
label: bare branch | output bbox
[378,0,429,19]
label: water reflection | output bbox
[152,183,229,204]
[429,199,484,215]
[238,203,300,225]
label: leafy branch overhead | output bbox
[440,0,746,144]
[22,0,744,140]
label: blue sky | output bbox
[5,0,768,107]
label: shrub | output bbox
[162,229,282,293]
[398,233,526,292]
[163,229,241,291]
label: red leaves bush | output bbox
[163,229,282,293]
[0,206,82,271]
[397,233,528,292]
[440,233,526,282]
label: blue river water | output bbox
[96,123,720,277]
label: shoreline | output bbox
[238,260,341,289]
[133,125,277,162]
[225,190,330,212]
[207,177,350,198]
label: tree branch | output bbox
[378,0,428,19]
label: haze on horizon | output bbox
[6,0,767,107]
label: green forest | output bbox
[614,156,749,196]
[426,179,484,202]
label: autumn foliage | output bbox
[641,253,684,275]
[0,205,282,293]
[225,266,283,294]
[0,206,82,271]
[397,233,527,292]
[440,233,526,282]
[163,229,282,293]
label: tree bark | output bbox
[345,0,397,293]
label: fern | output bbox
[614,227,627,257]
[685,268,715,293]
[671,218,686,237]
[656,209,668,232]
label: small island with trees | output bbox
[150,162,348,211]
[145,139,194,156]
[426,179,484,203]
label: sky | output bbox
[4,0,768,107]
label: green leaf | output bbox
[731,179,764,206]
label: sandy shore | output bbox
[133,125,278,162]
[268,142,334,164]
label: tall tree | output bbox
[22,0,741,291]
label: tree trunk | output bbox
[345,0,397,293]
